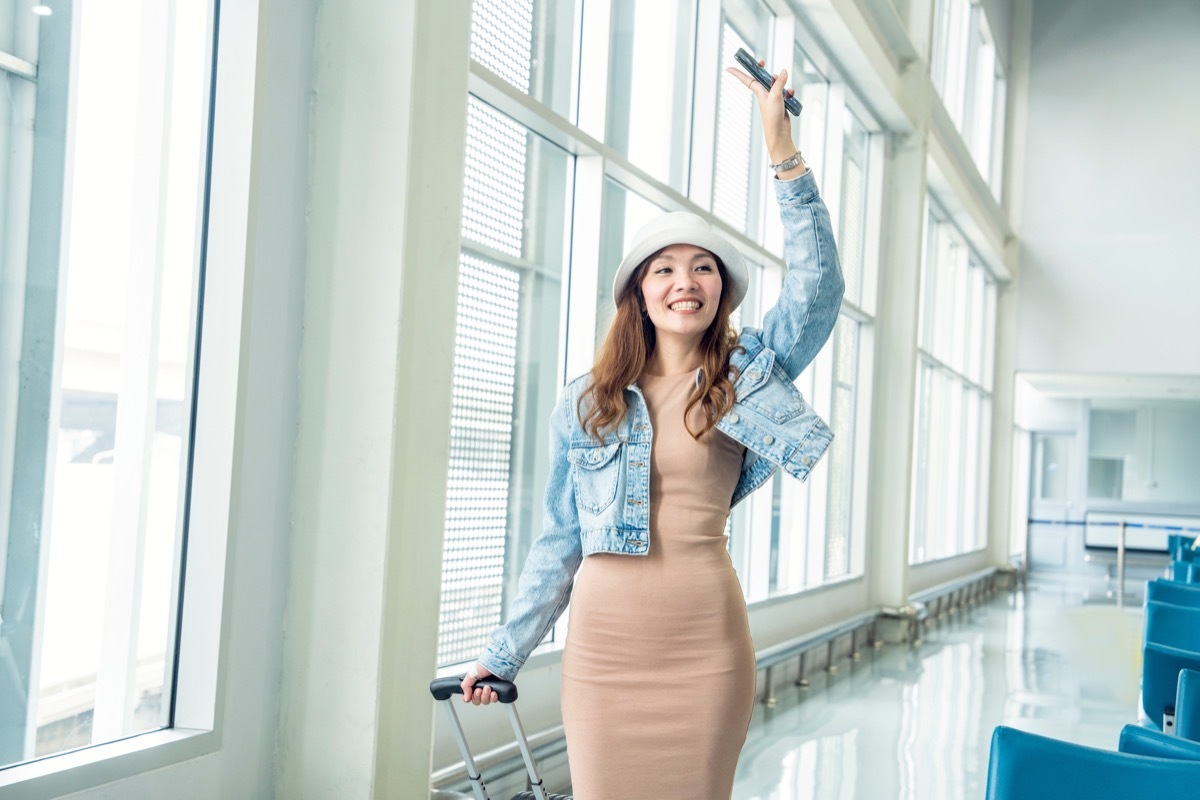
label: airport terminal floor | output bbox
[729,575,1143,800]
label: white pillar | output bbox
[863,83,930,615]
[276,0,471,797]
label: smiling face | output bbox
[638,244,724,348]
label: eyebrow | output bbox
[651,251,715,263]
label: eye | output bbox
[695,263,715,272]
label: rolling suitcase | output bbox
[429,676,573,800]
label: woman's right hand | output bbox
[725,59,804,173]
[459,662,499,705]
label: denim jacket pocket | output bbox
[567,442,622,514]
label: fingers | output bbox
[723,65,794,100]
[459,666,500,706]
[769,68,788,100]
[463,685,500,706]
[723,66,767,97]
[459,673,476,702]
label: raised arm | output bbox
[473,388,583,682]
[726,61,845,379]
[759,172,844,378]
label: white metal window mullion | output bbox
[802,347,832,587]
[960,3,983,160]
[573,0,611,141]
[757,11,794,256]
[561,0,608,386]
[978,394,994,550]
[820,82,847,237]
[849,318,874,576]
[989,65,1007,196]
[688,0,722,210]
[563,156,604,385]
[742,479,774,598]
[859,131,885,316]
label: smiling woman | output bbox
[458,58,845,799]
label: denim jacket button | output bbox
[762,434,774,445]
[802,454,813,466]
[728,413,739,424]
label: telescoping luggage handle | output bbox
[429,676,552,800]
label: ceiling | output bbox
[1017,372,1200,401]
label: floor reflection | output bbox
[732,576,1144,799]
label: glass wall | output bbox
[0,0,214,768]
[931,0,1007,197]
[438,97,573,667]
[909,205,997,563]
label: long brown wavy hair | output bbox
[579,251,743,442]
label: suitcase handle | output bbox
[430,675,519,704]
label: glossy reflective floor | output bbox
[732,577,1146,800]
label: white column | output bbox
[276,0,470,797]
[863,130,929,615]
[375,0,473,794]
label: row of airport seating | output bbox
[984,533,1200,799]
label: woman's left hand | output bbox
[725,60,804,171]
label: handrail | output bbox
[910,567,998,604]
[755,609,879,670]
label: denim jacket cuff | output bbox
[478,639,523,682]
[773,167,819,207]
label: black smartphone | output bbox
[734,48,802,116]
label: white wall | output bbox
[1015,0,1200,376]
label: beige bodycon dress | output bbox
[560,371,756,800]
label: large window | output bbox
[0,1,213,769]
[931,0,1007,196]
[437,97,573,667]
[909,205,997,563]
[470,0,576,118]
[437,0,884,662]
[606,0,696,191]
[712,0,772,237]
[736,96,879,598]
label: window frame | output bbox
[0,0,259,792]
[908,200,997,565]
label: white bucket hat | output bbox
[612,211,749,310]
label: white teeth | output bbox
[670,301,701,310]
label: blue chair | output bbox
[1118,723,1200,760]
[1168,534,1197,560]
[1179,668,1200,741]
[1146,578,1200,608]
[1144,601,1200,651]
[985,726,1200,799]
[1142,601,1200,729]
[1172,548,1200,583]
[1166,534,1195,561]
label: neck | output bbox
[645,334,703,376]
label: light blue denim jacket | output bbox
[479,170,844,680]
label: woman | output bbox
[459,62,844,799]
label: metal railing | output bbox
[1028,517,1200,605]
